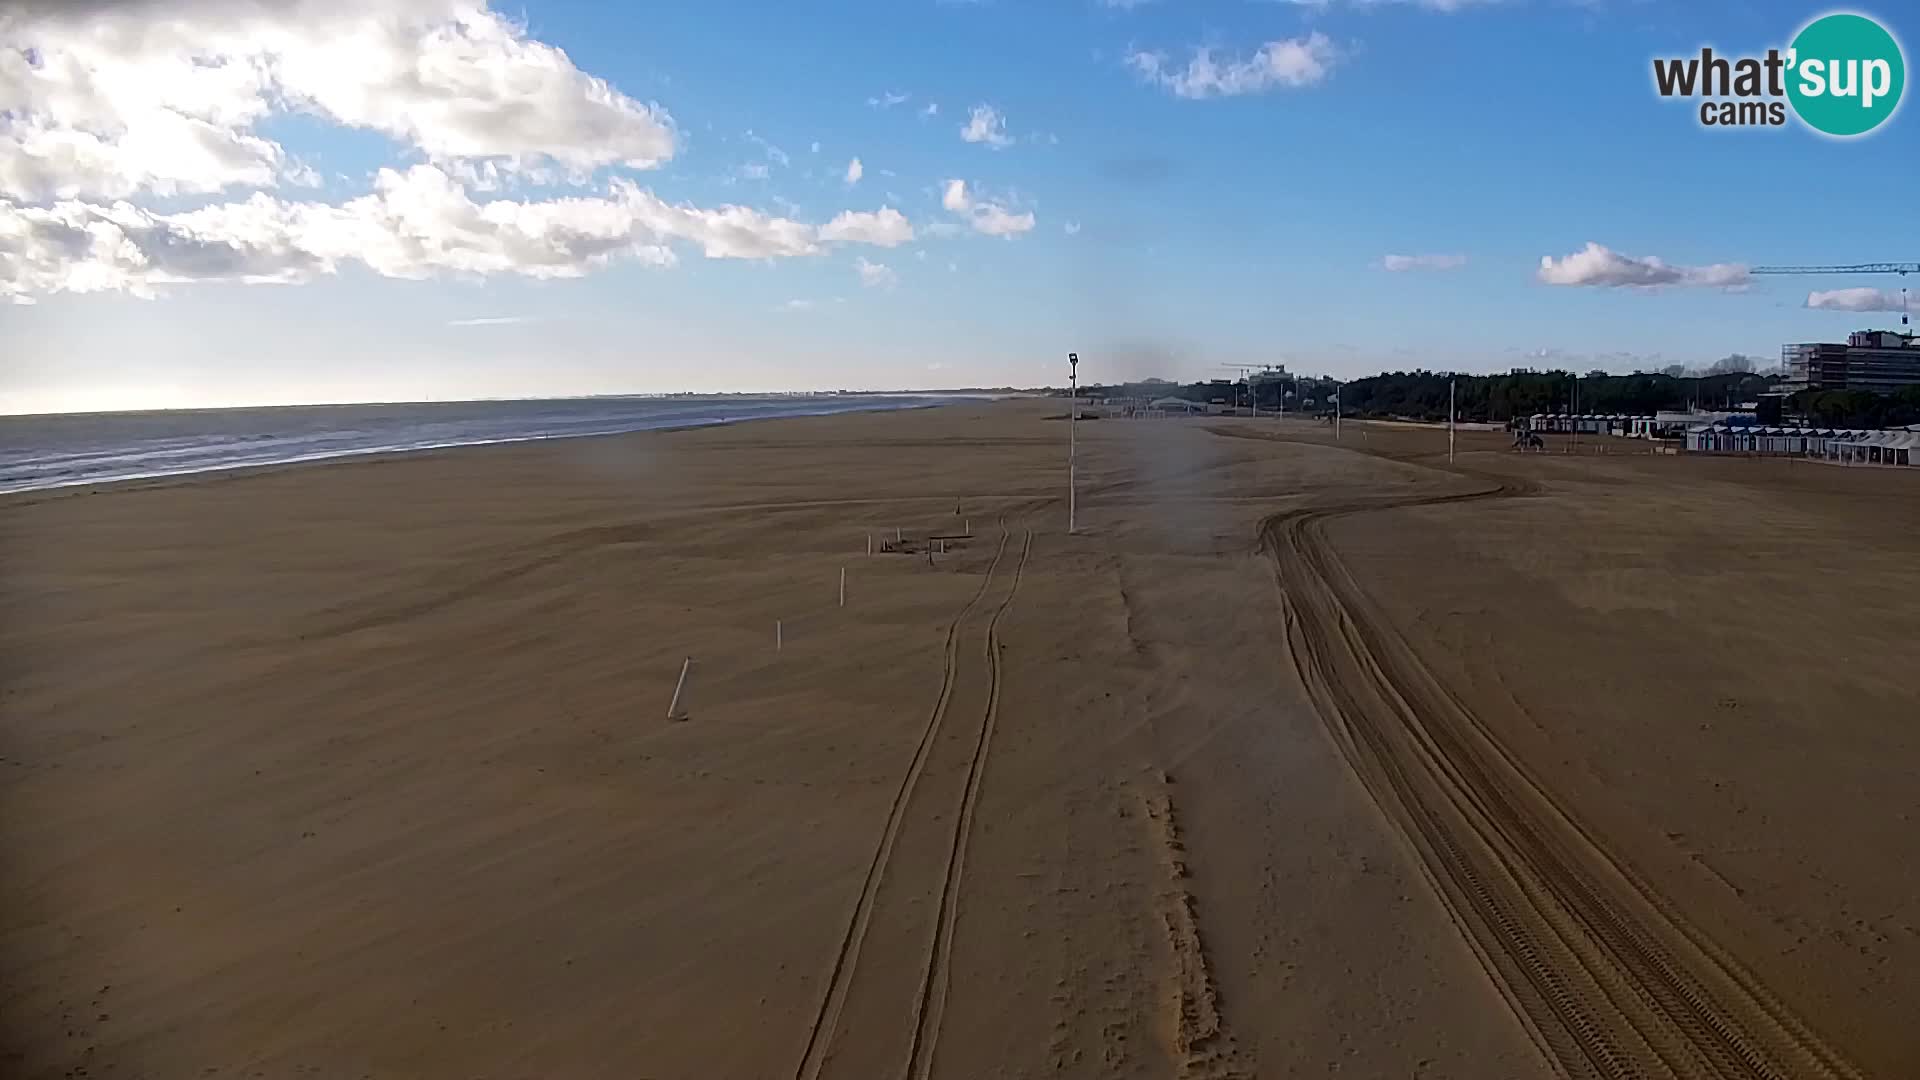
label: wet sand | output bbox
[3,400,1913,1078]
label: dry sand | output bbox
[2,400,1914,1078]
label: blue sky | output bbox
[1,0,1915,412]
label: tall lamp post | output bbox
[1068,352,1079,534]
[1571,372,1580,454]
[1448,374,1457,464]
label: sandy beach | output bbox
[5,399,1918,1079]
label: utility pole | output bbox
[1449,376,1457,464]
[1068,352,1079,534]
[1571,373,1580,454]
[1334,383,1341,441]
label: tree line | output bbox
[1790,387,1920,428]
[1081,370,1920,429]
[1334,370,1777,423]
[1087,371,1774,422]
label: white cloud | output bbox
[1,0,678,202]
[447,315,534,326]
[1128,34,1339,98]
[845,157,864,185]
[447,158,557,191]
[0,1,941,303]
[1806,287,1912,313]
[817,207,913,248]
[920,103,940,118]
[938,178,1035,237]
[777,298,815,312]
[971,204,1035,236]
[1064,221,1081,235]
[745,131,790,167]
[855,256,896,289]
[1382,253,1466,271]
[960,105,1014,149]
[1537,242,1750,289]
[0,165,916,302]
[867,91,910,108]
[283,161,323,189]
[810,141,822,154]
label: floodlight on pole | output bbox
[1068,352,1079,535]
[1571,372,1580,454]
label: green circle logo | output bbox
[1787,13,1905,136]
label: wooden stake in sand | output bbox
[896,526,902,544]
[867,534,873,556]
[667,657,692,721]
[839,567,846,607]
[776,619,783,652]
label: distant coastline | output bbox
[0,389,1024,422]
[0,393,992,496]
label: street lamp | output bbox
[1067,352,1079,534]
[1448,374,1457,464]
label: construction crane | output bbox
[1750,263,1917,276]
[1751,263,1917,328]
[1218,364,1287,417]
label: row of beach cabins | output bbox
[1682,422,1920,466]
[1524,413,1920,467]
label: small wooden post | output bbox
[667,657,692,720]
[867,534,872,556]
[896,527,902,544]
[839,567,846,607]
[776,620,783,652]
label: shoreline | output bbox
[0,396,978,504]
[0,390,1015,421]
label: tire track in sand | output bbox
[903,529,1033,1080]
[1260,469,1866,1079]
[792,529,1012,1080]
